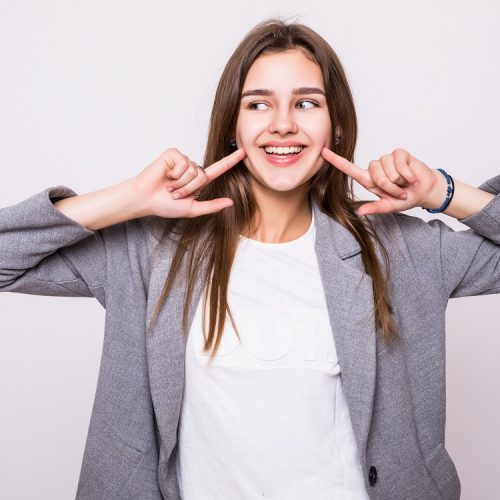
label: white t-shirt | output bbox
[176,210,369,499]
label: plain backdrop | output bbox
[0,0,499,498]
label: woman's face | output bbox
[236,49,331,195]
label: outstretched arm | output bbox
[321,146,500,298]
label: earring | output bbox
[229,138,237,149]
[334,136,341,147]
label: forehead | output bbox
[243,49,324,91]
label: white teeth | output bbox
[263,145,305,154]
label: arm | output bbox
[394,174,500,299]
[0,147,246,305]
[0,183,144,307]
[320,146,500,299]
[52,178,145,230]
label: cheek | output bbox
[236,115,260,146]
[306,115,331,146]
[235,118,258,169]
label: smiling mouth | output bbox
[258,145,307,167]
[262,145,307,156]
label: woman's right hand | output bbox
[132,147,246,219]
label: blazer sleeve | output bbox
[392,174,500,299]
[0,186,145,308]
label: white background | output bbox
[0,0,498,498]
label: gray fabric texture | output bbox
[1,174,500,499]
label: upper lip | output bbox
[261,141,307,147]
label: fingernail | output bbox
[400,193,407,200]
[167,187,173,192]
[172,192,180,199]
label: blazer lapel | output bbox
[311,199,377,467]
[145,235,205,465]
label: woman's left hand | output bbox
[321,147,446,216]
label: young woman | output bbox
[1,18,498,500]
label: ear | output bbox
[334,125,343,146]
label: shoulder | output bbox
[364,208,456,248]
[362,210,454,290]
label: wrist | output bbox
[421,168,451,211]
[120,177,152,218]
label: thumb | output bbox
[189,198,234,217]
[356,199,394,216]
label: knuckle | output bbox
[166,148,184,164]
[170,167,181,179]
[190,167,199,180]
[174,162,187,176]
[361,171,373,185]
[166,168,177,179]
[389,172,402,182]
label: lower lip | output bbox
[260,147,306,166]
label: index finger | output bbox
[204,147,246,181]
[321,147,369,185]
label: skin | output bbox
[234,49,331,242]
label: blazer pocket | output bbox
[76,431,143,499]
[424,443,461,500]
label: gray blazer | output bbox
[1,175,500,499]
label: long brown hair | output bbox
[148,18,398,361]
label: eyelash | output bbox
[248,99,319,110]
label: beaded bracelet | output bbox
[421,168,455,213]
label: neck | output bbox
[241,179,312,243]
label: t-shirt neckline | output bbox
[238,210,315,248]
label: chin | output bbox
[259,179,306,193]
[246,164,315,193]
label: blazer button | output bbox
[368,466,377,486]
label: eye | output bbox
[296,99,318,109]
[248,102,269,111]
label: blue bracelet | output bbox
[421,168,455,213]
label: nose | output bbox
[267,107,298,135]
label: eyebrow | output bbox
[240,87,326,98]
